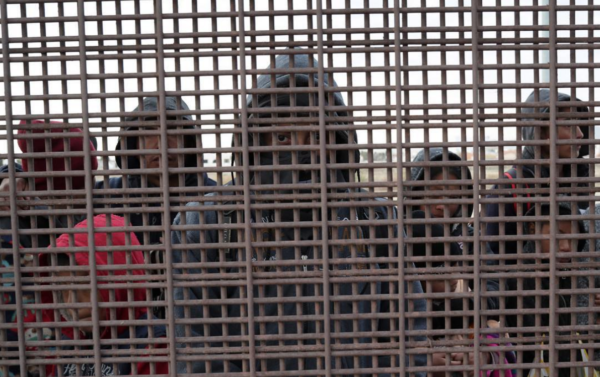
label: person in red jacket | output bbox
[1,121,99,377]
[44,214,168,376]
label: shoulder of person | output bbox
[354,191,395,220]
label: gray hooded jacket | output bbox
[172,52,427,377]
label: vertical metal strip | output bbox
[392,1,407,376]
[236,1,258,376]
[547,0,558,375]
[152,1,178,375]
[315,2,333,376]
[75,0,103,374]
[470,1,482,376]
[0,1,27,375]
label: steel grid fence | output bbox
[0,1,599,377]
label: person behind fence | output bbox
[93,97,216,317]
[0,120,98,242]
[171,52,427,376]
[94,96,216,246]
[0,121,97,377]
[407,148,500,306]
[407,148,502,369]
[484,89,590,259]
[408,148,475,253]
[504,202,599,377]
[44,214,168,376]
[409,210,516,376]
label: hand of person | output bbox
[594,294,600,324]
[432,352,462,377]
[450,278,460,293]
[450,350,490,377]
[0,178,29,212]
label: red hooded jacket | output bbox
[44,214,168,376]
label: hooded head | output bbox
[240,52,357,186]
[408,148,473,219]
[50,214,147,338]
[521,89,590,160]
[522,202,586,258]
[17,120,98,191]
[115,97,197,170]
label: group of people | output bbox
[1,52,598,377]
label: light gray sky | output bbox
[1,0,596,164]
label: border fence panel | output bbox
[1,1,599,376]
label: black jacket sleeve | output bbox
[0,163,24,175]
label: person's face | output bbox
[529,220,575,263]
[56,270,104,334]
[261,122,322,146]
[141,134,179,169]
[541,107,583,159]
[140,117,180,170]
[427,262,459,294]
[419,173,460,218]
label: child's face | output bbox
[427,262,459,294]
[531,220,575,263]
[140,117,181,171]
[141,134,180,169]
[419,173,460,218]
[540,107,584,159]
[430,277,459,294]
[56,270,104,334]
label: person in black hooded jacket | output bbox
[407,148,499,308]
[93,97,216,318]
[484,89,590,260]
[94,96,216,246]
[504,202,599,377]
[172,52,427,377]
[405,149,510,374]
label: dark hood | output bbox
[408,148,473,218]
[241,52,358,184]
[522,201,586,255]
[115,96,196,170]
[522,89,590,159]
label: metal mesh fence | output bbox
[1,1,599,376]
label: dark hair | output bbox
[427,166,461,181]
[56,253,71,266]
